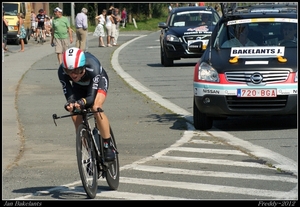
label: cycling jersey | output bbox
[58,52,109,108]
[36,14,46,29]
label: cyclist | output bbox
[58,47,116,162]
[35,9,46,42]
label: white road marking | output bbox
[128,165,298,183]
[146,46,160,48]
[96,177,297,199]
[158,156,275,169]
[170,147,248,156]
[94,191,191,200]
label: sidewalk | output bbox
[2,34,79,173]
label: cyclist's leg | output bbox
[35,27,39,41]
[34,22,38,39]
[92,71,110,139]
[42,25,46,41]
[71,114,83,133]
[92,94,115,162]
[92,93,110,139]
[92,73,115,161]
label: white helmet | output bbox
[62,47,86,69]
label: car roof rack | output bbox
[220,2,298,18]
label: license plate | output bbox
[237,89,277,97]
[188,40,208,46]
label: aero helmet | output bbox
[62,47,86,70]
[39,9,44,13]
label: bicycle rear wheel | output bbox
[76,124,98,198]
[105,126,120,190]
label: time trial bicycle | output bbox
[52,107,119,199]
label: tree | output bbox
[49,3,169,26]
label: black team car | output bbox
[193,3,297,130]
[158,6,220,67]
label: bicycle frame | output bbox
[53,108,104,159]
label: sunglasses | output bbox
[63,66,85,75]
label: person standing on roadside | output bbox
[214,4,222,17]
[30,10,37,38]
[168,3,173,13]
[93,9,106,47]
[105,9,115,47]
[75,7,88,51]
[51,7,73,65]
[121,7,127,28]
[44,16,52,37]
[17,13,26,52]
[113,7,121,46]
[3,11,9,52]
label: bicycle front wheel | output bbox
[105,126,120,190]
[76,124,98,199]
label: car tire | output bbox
[160,46,164,65]
[193,97,213,130]
[161,47,173,67]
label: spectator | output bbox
[93,9,106,47]
[105,9,115,47]
[222,24,257,47]
[75,7,88,51]
[51,7,73,65]
[113,7,121,46]
[30,10,37,38]
[17,13,26,52]
[214,4,222,17]
[44,16,52,37]
[121,7,127,28]
[3,11,8,52]
[168,4,173,13]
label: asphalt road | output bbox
[2,31,298,201]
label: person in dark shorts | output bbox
[35,8,46,42]
[57,47,116,161]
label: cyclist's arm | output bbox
[58,66,75,102]
[84,70,101,108]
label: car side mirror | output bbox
[158,22,168,29]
